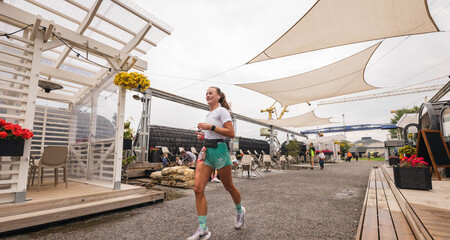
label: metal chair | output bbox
[28,146,68,191]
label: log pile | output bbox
[150,166,195,189]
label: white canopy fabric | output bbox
[396,113,419,129]
[238,43,380,106]
[256,111,333,128]
[248,0,438,64]
[308,134,346,145]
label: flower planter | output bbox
[389,157,399,166]
[0,139,25,156]
[123,139,132,150]
[393,166,432,190]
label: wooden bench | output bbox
[356,167,415,240]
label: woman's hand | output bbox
[197,122,212,131]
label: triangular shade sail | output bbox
[248,0,438,64]
[257,111,333,128]
[238,43,380,106]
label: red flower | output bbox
[0,131,7,138]
[0,119,6,127]
[4,123,15,130]
[12,130,22,137]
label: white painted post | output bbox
[87,89,99,179]
[269,125,274,158]
[16,31,44,202]
[113,86,126,190]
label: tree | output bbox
[285,140,301,156]
[339,140,351,158]
[389,106,420,139]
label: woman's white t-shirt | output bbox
[204,107,232,139]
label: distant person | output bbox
[355,153,359,162]
[307,142,316,170]
[368,152,372,161]
[346,152,352,162]
[177,150,197,167]
[393,148,399,157]
[318,150,325,170]
[187,87,244,240]
[162,153,169,168]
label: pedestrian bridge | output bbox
[301,124,397,134]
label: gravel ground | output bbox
[3,160,382,240]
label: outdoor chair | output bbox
[241,155,261,178]
[262,154,272,172]
[28,146,68,192]
[276,155,288,170]
[179,147,185,154]
[230,155,241,177]
[191,147,198,155]
[160,146,173,156]
[247,150,252,155]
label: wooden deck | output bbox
[383,166,450,240]
[0,179,164,233]
[357,164,450,240]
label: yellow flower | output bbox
[113,71,150,92]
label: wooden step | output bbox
[0,184,146,218]
[381,166,433,240]
[357,167,416,240]
[0,190,164,233]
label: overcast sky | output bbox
[126,0,450,144]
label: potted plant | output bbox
[0,119,33,156]
[389,156,400,166]
[398,145,415,158]
[113,71,150,92]
[123,120,134,150]
[393,155,432,190]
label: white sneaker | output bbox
[235,206,245,229]
[187,228,211,240]
[212,178,221,183]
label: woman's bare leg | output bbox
[217,165,241,204]
[194,163,213,215]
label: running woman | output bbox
[187,87,245,240]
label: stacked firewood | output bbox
[149,166,195,189]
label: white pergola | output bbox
[0,0,172,203]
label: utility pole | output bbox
[342,114,346,137]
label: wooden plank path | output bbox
[356,167,415,240]
[0,180,164,233]
[383,166,450,240]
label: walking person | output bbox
[187,87,245,240]
[346,151,352,162]
[318,150,325,170]
[368,152,372,161]
[306,142,316,170]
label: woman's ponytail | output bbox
[213,87,231,111]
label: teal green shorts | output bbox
[204,142,232,170]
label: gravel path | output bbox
[4,160,382,240]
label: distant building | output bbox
[354,137,385,157]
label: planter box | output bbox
[0,139,25,156]
[393,166,432,190]
[389,157,399,166]
[123,139,132,150]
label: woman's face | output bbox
[206,88,220,106]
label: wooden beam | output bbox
[43,21,54,42]
[29,16,41,41]
[79,0,102,34]
[42,40,64,51]
[37,91,75,103]
[54,0,102,69]
[0,2,125,60]
[64,0,158,47]
[39,64,96,87]
[111,0,172,35]
[122,22,151,54]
